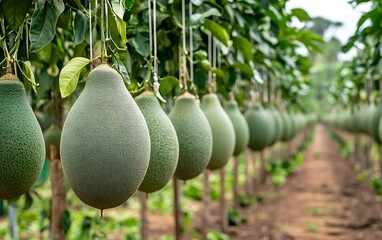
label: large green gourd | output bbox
[0,74,45,199]
[135,91,179,193]
[201,93,235,170]
[371,102,382,144]
[244,104,273,151]
[280,111,291,142]
[225,100,249,156]
[60,64,150,210]
[169,93,212,180]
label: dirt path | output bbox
[228,125,382,240]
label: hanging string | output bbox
[189,2,193,83]
[105,0,109,42]
[212,37,216,92]
[89,1,93,70]
[181,0,188,91]
[25,15,29,60]
[207,32,212,92]
[148,0,152,53]
[153,0,158,73]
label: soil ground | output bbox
[151,125,382,240]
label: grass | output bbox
[306,223,320,233]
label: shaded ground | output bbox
[147,124,382,240]
[225,125,382,240]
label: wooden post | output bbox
[260,150,267,185]
[245,150,252,198]
[50,145,66,240]
[379,146,382,177]
[233,156,239,208]
[201,170,210,240]
[8,202,18,240]
[173,177,183,240]
[252,151,258,195]
[140,192,149,240]
[219,167,227,233]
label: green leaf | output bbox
[132,33,150,57]
[73,10,89,45]
[191,8,221,26]
[233,36,253,62]
[125,0,134,10]
[108,2,127,45]
[232,63,253,78]
[212,68,224,78]
[0,0,33,30]
[18,61,38,92]
[202,19,230,46]
[159,76,179,95]
[291,8,310,22]
[112,58,130,84]
[59,57,90,98]
[30,0,65,52]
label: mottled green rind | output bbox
[201,94,235,170]
[135,92,179,193]
[44,126,61,159]
[169,95,212,180]
[244,104,273,151]
[225,100,249,156]
[0,80,45,199]
[60,64,150,210]
[270,109,283,144]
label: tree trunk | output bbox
[252,151,259,195]
[245,150,252,197]
[260,150,267,185]
[50,145,66,240]
[173,178,183,240]
[219,167,227,233]
[201,170,210,240]
[140,192,149,240]
[8,202,18,240]
[233,156,239,208]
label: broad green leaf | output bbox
[73,11,89,45]
[160,76,179,95]
[132,33,150,57]
[107,3,127,46]
[202,19,230,46]
[111,0,125,19]
[233,36,253,62]
[30,0,65,52]
[232,64,253,78]
[125,0,134,10]
[191,8,221,26]
[291,8,310,22]
[212,68,224,78]
[59,57,90,98]
[18,61,38,92]
[112,58,130,84]
[191,0,204,6]
[0,0,32,30]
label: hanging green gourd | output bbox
[0,67,45,199]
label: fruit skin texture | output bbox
[0,75,45,199]
[60,64,150,210]
[200,93,235,170]
[225,100,249,156]
[44,125,61,159]
[245,104,273,151]
[372,102,382,144]
[135,91,179,193]
[169,93,212,180]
